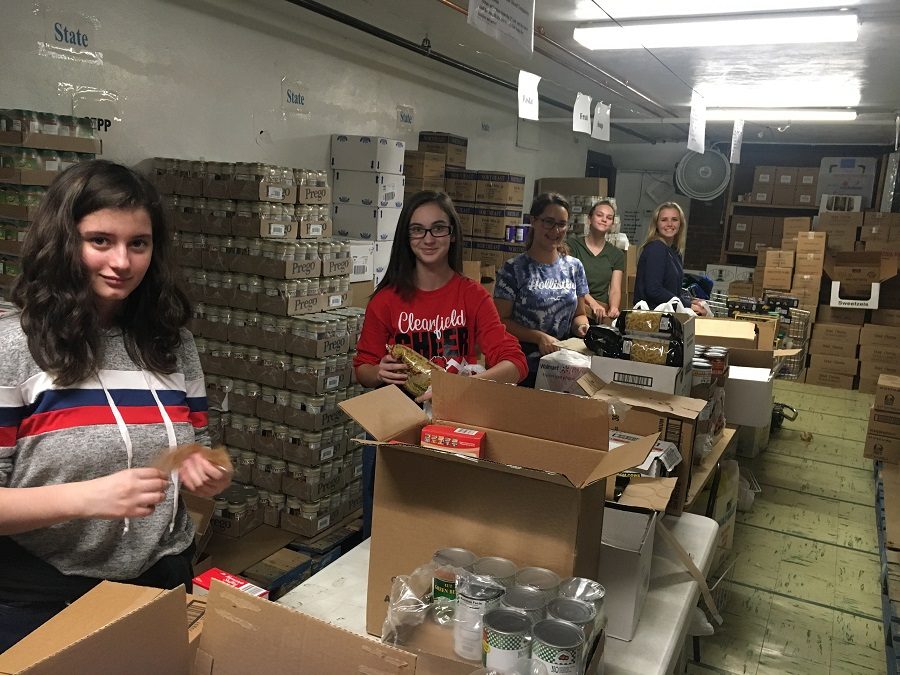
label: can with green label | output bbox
[431,547,477,626]
[482,608,531,670]
[531,618,585,674]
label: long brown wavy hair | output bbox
[11,160,191,386]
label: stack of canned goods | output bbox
[693,345,729,376]
[150,158,328,188]
[0,110,96,138]
[428,547,608,673]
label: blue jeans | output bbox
[362,443,376,540]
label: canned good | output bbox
[516,566,561,600]
[482,608,531,670]
[453,576,506,660]
[501,584,548,624]
[531,618,585,674]
[431,547,478,626]
[547,597,597,644]
[505,225,517,242]
[473,556,518,587]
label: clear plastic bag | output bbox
[380,562,435,644]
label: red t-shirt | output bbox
[353,274,528,381]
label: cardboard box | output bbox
[794,252,824,275]
[332,204,401,241]
[730,214,752,239]
[775,167,799,186]
[597,504,656,641]
[443,169,478,203]
[192,568,269,599]
[795,231,827,256]
[860,344,900,366]
[0,581,189,674]
[332,170,404,208]
[695,317,757,350]
[873,308,900,327]
[454,201,476,237]
[783,216,812,238]
[728,231,751,254]
[810,336,856,357]
[728,280,754,296]
[765,250,794,268]
[403,151,446,180]
[330,134,405,174]
[473,206,524,240]
[819,210,864,231]
[342,239,375,282]
[805,367,856,389]
[474,171,525,207]
[875,374,900,413]
[797,167,819,187]
[753,165,776,187]
[752,216,775,240]
[861,324,900,348]
[242,548,312,601]
[791,273,821,293]
[808,354,859,376]
[373,241,391,285]
[859,376,880,394]
[338,371,657,637]
[0,129,101,154]
[772,184,797,206]
[417,131,468,169]
[534,177,609,198]
[795,186,817,206]
[751,189,772,205]
[812,322,861,344]
[762,266,792,291]
[817,304,865,325]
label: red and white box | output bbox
[192,568,269,599]
[420,424,485,458]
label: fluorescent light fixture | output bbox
[573,0,858,21]
[573,12,858,49]
[698,77,862,109]
[705,109,857,121]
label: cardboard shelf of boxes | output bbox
[0,121,102,293]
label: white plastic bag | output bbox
[534,350,592,394]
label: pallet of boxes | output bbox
[0,110,102,295]
[151,157,368,567]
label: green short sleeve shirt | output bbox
[566,235,626,304]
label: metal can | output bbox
[516,224,529,243]
[453,577,506,660]
[516,566,561,600]
[706,348,728,375]
[547,597,597,645]
[501,584,548,624]
[505,224,517,242]
[431,547,478,625]
[473,556,518,587]
[559,577,607,669]
[531,618,585,674]
[482,608,531,670]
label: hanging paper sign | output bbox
[573,93,592,134]
[730,119,744,164]
[397,105,415,132]
[39,9,103,65]
[467,0,535,55]
[518,70,541,121]
[591,102,611,141]
[281,78,308,116]
[688,91,706,154]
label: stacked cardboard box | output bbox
[806,323,861,389]
[155,156,366,541]
[762,249,793,292]
[858,324,900,394]
[864,375,900,461]
[749,166,818,206]
[330,135,405,287]
[402,150,444,201]
[860,211,900,253]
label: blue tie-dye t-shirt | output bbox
[494,253,588,374]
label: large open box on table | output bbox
[338,369,657,641]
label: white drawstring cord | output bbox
[141,371,179,532]
[97,372,135,534]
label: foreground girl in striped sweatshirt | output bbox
[0,160,230,651]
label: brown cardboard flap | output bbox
[204,525,296,574]
[576,370,606,396]
[182,491,215,537]
[199,582,417,674]
[618,477,679,511]
[884,463,900,550]
[431,369,609,451]
[338,384,427,441]
[586,433,659,486]
[0,582,188,675]
[555,336,592,355]
[694,318,758,349]
[592,382,707,419]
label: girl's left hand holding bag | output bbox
[155,444,233,498]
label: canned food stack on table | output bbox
[157,156,365,542]
[391,546,609,674]
[0,108,102,296]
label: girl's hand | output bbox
[414,386,433,403]
[179,452,232,497]
[690,299,708,316]
[607,307,620,320]
[377,353,408,386]
[537,332,560,356]
[587,299,605,320]
[81,468,169,519]
[573,322,589,338]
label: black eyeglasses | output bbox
[409,224,453,239]
[536,216,569,231]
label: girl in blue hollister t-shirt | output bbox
[494,193,589,387]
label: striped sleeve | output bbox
[180,329,211,447]
[0,383,25,486]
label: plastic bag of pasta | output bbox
[621,335,684,366]
[615,310,684,340]
[388,343,436,398]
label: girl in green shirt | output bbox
[567,199,625,320]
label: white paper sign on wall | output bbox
[518,70,541,121]
[688,91,706,154]
[573,93,592,134]
[467,0,535,55]
[592,102,611,141]
[397,105,415,132]
[39,8,103,65]
[730,119,744,164]
[281,78,309,117]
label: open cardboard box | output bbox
[338,369,658,645]
[824,251,899,309]
[577,372,702,515]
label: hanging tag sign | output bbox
[592,102,611,141]
[518,70,541,121]
[688,91,706,154]
[730,120,744,164]
[573,93,592,134]
[467,0,535,55]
